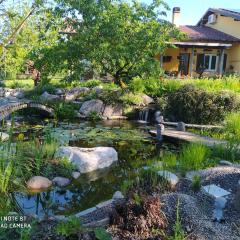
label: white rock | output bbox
[52,177,71,187]
[65,87,90,101]
[55,88,64,95]
[202,184,231,198]
[103,104,123,118]
[27,176,52,190]
[75,207,97,217]
[0,132,9,141]
[12,90,25,99]
[113,191,124,200]
[56,146,118,173]
[40,91,60,101]
[72,171,81,179]
[219,160,233,166]
[79,99,104,117]
[158,171,179,186]
[96,199,114,209]
[93,86,103,94]
[140,94,154,106]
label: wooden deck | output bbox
[149,129,227,147]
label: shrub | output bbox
[129,77,146,93]
[165,85,240,124]
[54,102,76,120]
[56,217,83,237]
[88,111,101,122]
[76,79,102,88]
[225,112,240,142]
[94,228,112,240]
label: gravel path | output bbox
[161,166,240,240]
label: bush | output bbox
[165,85,240,124]
[225,112,240,142]
[54,102,76,120]
[72,79,101,88]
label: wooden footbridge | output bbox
[0,99,54,120]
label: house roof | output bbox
[179,25,240,43]
[197,8,240,26]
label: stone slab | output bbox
[202,184,230,198]
[75,207,97,217]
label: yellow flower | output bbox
[17,133,24,141]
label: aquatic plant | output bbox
[94,228,112,240]
[88,111,101,122]
[225,112,240,142]
[162,153,177,170]
[191,175,201,192]
[56,217,83,237]
[54,102,77,121]
[0,160,13,193]
[179,143,209,172]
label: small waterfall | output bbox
[138,108,149,123]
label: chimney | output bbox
[172,7,181,27]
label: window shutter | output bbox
[196,54,205,71]
[223,54,227,72]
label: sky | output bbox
[143,0,240,25]
[1,0,239,26]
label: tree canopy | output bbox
[33,0,182,85]
[0,0,60,80]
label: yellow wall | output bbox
[226,43,240,73]
[206,14,240,39]
[162,47,223,77]
[162,48,179,71]
[205,14,240,74]
[161,13,240,76]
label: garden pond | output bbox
[2,117,180,218]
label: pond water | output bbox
[6,118,179,218]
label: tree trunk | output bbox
[114,73,127,88]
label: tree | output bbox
[34,0,182,86]
[0,1,60,80]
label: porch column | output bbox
[189,47,194,78]
[160,55,164,68]
[219,48,225,77]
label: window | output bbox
[163,56,172,63]
[204,54,218,71]
[196,54,218,72]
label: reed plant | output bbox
[179,143,210,172]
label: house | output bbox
[160,8,240,77]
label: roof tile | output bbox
[179,25,240,42]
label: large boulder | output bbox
[65,87,90,101]
[56,146,118,173]
[52,177,71,187]
[92,86,103,94]
[0,132,9,141]
[40,91,60,101]
[140,94,154,106]
[27,176,52,190]
[141,94,154,105]
[103,104,123,118]
[79,99,104,117]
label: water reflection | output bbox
[12,119,178,217]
